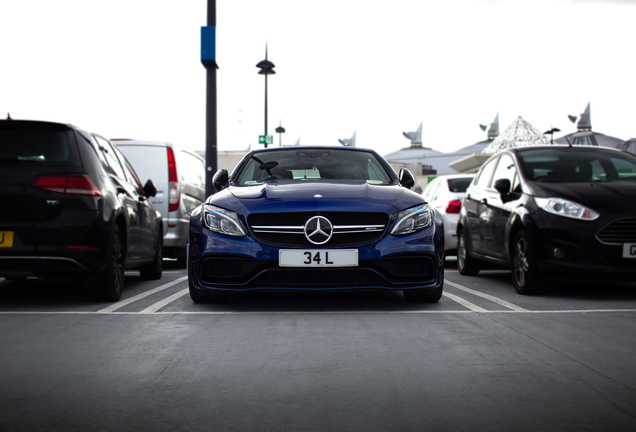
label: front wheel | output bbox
[457,228,480,276]
[511,231,546,295]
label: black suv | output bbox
[0,119,163,301]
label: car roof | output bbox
[508,145,624,154]
[250,145,378,154]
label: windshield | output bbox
[235,149,393,186]
[518,148,636,183]
[0,127,74,164]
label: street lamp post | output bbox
[256,47,275,148]
[275,124,285,147]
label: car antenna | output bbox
[564,137,573,148]
[6,113,11,120]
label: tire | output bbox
[511,230,546,295]
[139,236,163,280]
[87,225,125,302]
[457,228,480,276]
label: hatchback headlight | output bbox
[535,197,600,221]
[202,205,247,236]
[390,204,434,235]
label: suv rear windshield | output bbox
[0,122,78,165]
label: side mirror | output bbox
[494,178,511,194]
[143,179,157,197]
[494,178,512,202]
[213,169,229,192]
[399,168,415,189]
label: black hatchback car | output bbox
[0,119,163,301]
[456,145,636,294]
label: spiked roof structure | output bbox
[482,116,551,154]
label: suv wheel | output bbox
[457,228,480,276]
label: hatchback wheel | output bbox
[511,231,546,295]
[457,228,480,276]
[87,226,125,301]
[140,235,163,280]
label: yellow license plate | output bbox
[0,231,14,248]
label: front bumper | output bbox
[527,214,636,283]
[189,225,444,294]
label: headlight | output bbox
[390,204,434,235]
[201,205,247,236]
[535,197,599,221]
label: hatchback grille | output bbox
[596,218,636,244]
[247,212,388,247]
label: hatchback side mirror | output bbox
[213,169,229,192]
[494,178,512,202]
[399,168,415,189]
[143,179,157,197]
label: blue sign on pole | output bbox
[201,26,216,66]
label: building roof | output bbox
[554,102,624,148]
[482,116,551,153]
[619,138,636,155]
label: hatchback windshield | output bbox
[518,148,636,183]
[235,149,393,185]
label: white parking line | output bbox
[445,280,529,312]
[442,292,488,312]
[96,276,187,313]
[138,288,189,314]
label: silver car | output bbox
[114,140,206,267]
[422,174,475,255]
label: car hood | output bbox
[208,182,423,215]
[528,181,636,212]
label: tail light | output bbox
[445,200,462,214]
[32,174,101,196]
[167,147,180,212]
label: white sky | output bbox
[2,0,635,160]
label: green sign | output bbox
[259,135,274,145]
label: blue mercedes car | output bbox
[188,146,444,302]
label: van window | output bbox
[179,151,205,188]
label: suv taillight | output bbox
[445,200,462,214]
[32,174,101,196]
[167,147,180,212]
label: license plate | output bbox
[0,231,14,248]
[622,243,636,259]
[279,249,358,267]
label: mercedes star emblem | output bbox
[304,216,333,245]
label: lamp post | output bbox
[275,124,285,147]
[256,47,275,148]
[543,127,560,144]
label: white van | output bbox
[113,140,206,267]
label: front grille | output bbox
[596,218,636,244]
[248,212,389,247]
